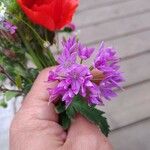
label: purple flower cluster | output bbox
[94,42,124,101]
[0,20,17,34]
[3,21,17,34]
[48,36,124,107]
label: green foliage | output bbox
[0,100,8,108]
[8,0,20,14]
[15,75,22,89]
[59,112,71,130]
[0,91,18,108]
[0,74,6,86]
[66,104,76,119]
[56,102,66,113]
[1,0,57,109]
[72,95,110,136]
[4,91,18,101]
[56,95,110,136]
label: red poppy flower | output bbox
[17,0,79,31]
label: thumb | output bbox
[22,67,58,122]
[67,115,102,138]
[64,115,109,149]
[10,68,67,150]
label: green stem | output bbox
[55,31,60,54]
[21,19,44,44]
[47,49,57,66]
[44,29,48,41]
[18,30,43,69]
[0,87,23,94]
[80,59,83,64]
[10,13,44,45]
[20,18,56,66]
[0,65,16,85]
[10,13,56,67]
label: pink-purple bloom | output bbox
[78,43,95,60]
[48,36,124,107]
[57,50,77,74]
[94,41,119,73]
[62,36,78,53]
[93,42,124,101]
[48,65,94,106]
[3,21,17,34]
[1,20,17,34]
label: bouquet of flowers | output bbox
[0,0,124,136]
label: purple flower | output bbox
[97,69,124,101]
[94,41,119,73]
[93,42,124,100]
[62,89,75,106]
[78,43,95,60]
[57,50,77,74]
[48,69,59,81]
[48,65,93,106]
[62,36,78,53]
[62,36,95,60]
[3,21,17,34]
[67,65,93,95]
[88,72,123,103]
[87,84,104,105]
[48,37,124,107]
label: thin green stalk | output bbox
[47,49,57,66]
[44,29,48,41]
[0,65,16,85]
[80,59,83,64]
[10,13,56,67]
[20,19,56,66]
[0,87,23,94]
[11,14,44,45]
[18,30,43,69]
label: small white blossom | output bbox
[43,41,50,48]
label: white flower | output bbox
[0,2,6,22]
[43,41,50,48]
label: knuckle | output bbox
[40,68,50,75]
[39,67,55,76]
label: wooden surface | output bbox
[109,118,150,150]
[74,0,150,148]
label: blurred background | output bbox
[1,0,150,149]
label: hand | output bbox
[10,68,112,150]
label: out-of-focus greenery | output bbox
[0,0,74,108]
[0,0,56,107]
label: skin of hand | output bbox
[10,68,113,150]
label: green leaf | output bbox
[14,65,26,77]
[15,75,22,89]
[59,112,71,130]
[0,100,8,108]
[71,95,110,137]
[5,91,18,101]
[66,104,76,119]
[0,74,6,86]
[56,102,65,113]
